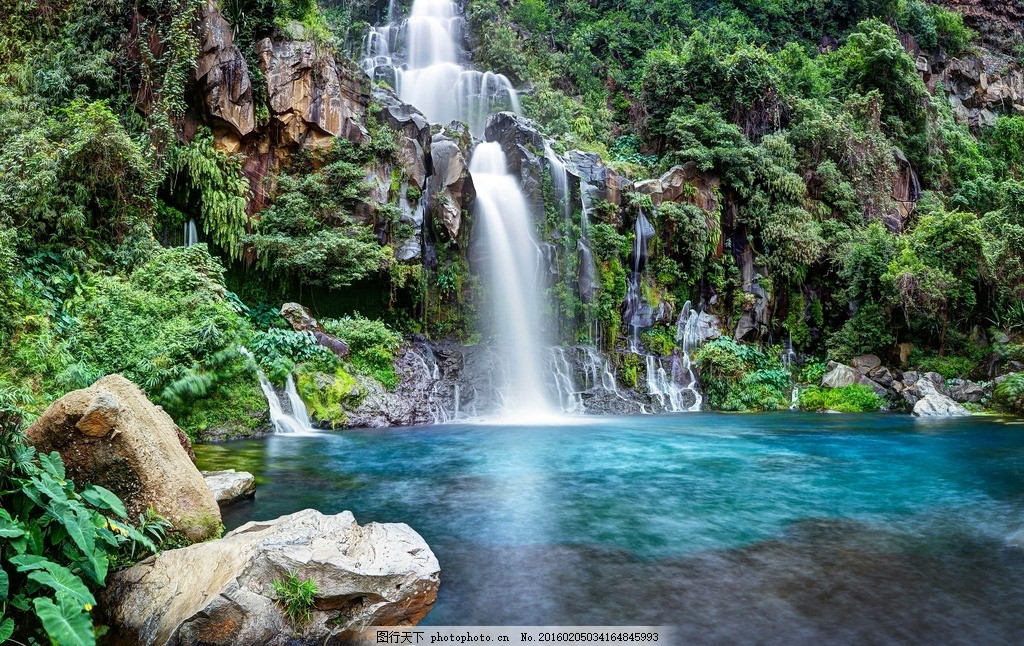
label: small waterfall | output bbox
[184,219,198,247]
[240,348,317,434]
[675,302,704,411]
[471,142,554,417]
[625,211,655,352]
[783,333,799,410]
[544,142,571,220]
[549,348,585,414]
[366,0,521,137]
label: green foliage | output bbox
[0,427,163,645]
[826,304,896,362]
[165,130,250,261]
[994,373,1024,415]
[245,143,392,289]
[641,326,677,356]
[296,366,361,428]
[909,353,978,380]
[272,571,318,625]
[322,315,401,389]
[695,338,790,411]
[799,384,882,412]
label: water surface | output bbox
[196,413,1024,644]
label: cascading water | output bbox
[544,141,571,221]
[240,348,317,434]
[625,211,655,352]
[365,0,521,137]
[471,142,554,417]
[184,219,198,247]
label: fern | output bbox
[167,130,250,260]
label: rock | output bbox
[898,343,913,367]
[909,374,970,419]
[280,303,350,358]
[949,379,986,404]
[26,375,221,541]
[372,89,432,190]
[105,509,439,646]
[822,362,858,389]
[484,112,546,214]
[257,39,370,149]
[565,151,629,207]
[856,375,889,398]
[194,1,255,142]
[902,370,920,386]
[203,469,256,506]
[635,163,720,214]
[868,365,895,388]
[851,354,882,374]
[427,127,474,240]
[733,234,772,342]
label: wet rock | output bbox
[733,234,772,341]
[372,89,432,190]
[105,509,439,646]
[195,1,255,142]
[203,469,256,507]
[484,112,545,213]
[822,362,859,389]
[577,240,599,303]
[26,375,221,541]
[427,126,475,240]
[281,303,350,358]
[565,150,629,207]
[257,39,370,149]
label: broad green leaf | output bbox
[80,486,127,519]
[63,509,96,565]
[32,597,95,646]
[31,475,68,507]
[0,567,7,600]
[27,564,96,607]
[10,554,51,572]
[38,452,66,483]
[0,513,24,539]
[0,616,13,642]
[10,593,30,612]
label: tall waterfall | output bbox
[471,142,554,417]
[364,0,521,137]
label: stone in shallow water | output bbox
[203,469,256,506]
[105,509,439,646]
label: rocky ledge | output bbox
[105,509,440,646]
[203,469,257,506]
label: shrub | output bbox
[695,338,790,411]
[321,315,401,389]
[0,426,164,645]
[799,385,882,412]
[994,373,1024,415]
[911,354,977,380]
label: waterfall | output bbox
[240,348,317,434]
[365,0,521,137]
[675,302,704,412]
[544,141,571,220]
[184,219,198,247]
[471,142,554,417]
[625,211,655,352]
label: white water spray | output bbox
[471,142,554,418]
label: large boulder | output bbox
[821,361,858,389]
[25,375,221,541]
[203,470,256,507]
[105,509,439,646]
[909,374,971,418]
[484,111,546,214]
[949,379,986,404]
[372,89,432,190]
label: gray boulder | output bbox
[910,377,971,418]
[105,509,439,646]
[203,469,256,507]
[851,354,882,373]
[949,379,986,403]
[822,362,858,389]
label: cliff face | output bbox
[938,0,1024,38]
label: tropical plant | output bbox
[272,572,318,625]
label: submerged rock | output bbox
[26,375,221,541]
[203,469,256,506]
[105,509,439,646]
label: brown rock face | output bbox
[105,509,440,646]
[257,39,371,149]
[25,375,221,542]
[195,0,255,141]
